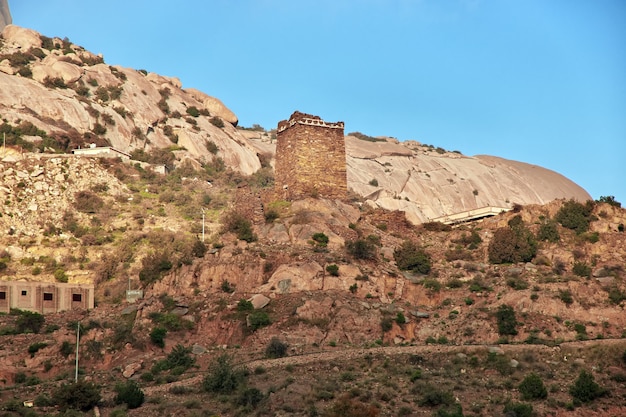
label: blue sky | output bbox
[10,0,626,203]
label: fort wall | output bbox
[275,111,347,200]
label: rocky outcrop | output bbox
[0,25,261,175]
[0,0,11,31]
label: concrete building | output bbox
[0,282,94,314]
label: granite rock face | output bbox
[0,0,11,31]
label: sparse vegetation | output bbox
[394,240,431,274]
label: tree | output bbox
[495,304,518,336]
[519,373,547,400]
[202,354,244,394]
[15,309,45,334]
[52,381,101,411]
[555,199,595,234]
[394,240,431,274]
[149,327,167,348]
[569,370,605,404]
[114,380,144,409]
[346,239,377,260]
[265,337,289,359]
[488,223,537,264]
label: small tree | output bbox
[394,240,431,274]
[569,370,605,404]
[52,380,101,411]
[202,354,244,394]
[346,239,376,260]
[15,309,45,334]
[326,264,339,276]
[555,199,595,234]
[265,337,288,359]
[495,304,518,336]
[149,327,167,348]
[519,373,547,400]
[114,380,144,409]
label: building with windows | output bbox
[0,282,94,314]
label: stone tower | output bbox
[275,111,347,200]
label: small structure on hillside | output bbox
[0,281,94,314]
[72,143,131,160]
[275,111,347,200]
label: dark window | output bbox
[43,293,53,301]
[72,294,82,302]
[0,292,5,300]
[21,290,27,296]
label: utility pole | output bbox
[75,321,80,382]
[201,208,205,242]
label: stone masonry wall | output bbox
[275,111,347,200]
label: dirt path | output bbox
[143,338,626,396]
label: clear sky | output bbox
[10,0,626,203]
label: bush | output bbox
[503,402,533,417]
[346,239,377,260]
[495,304,518,336]
[60,340,74,356]
[394,240,431,274]
[488,225,537,264]
[150,327,167,348]
[538,220,560,242]
[14,309,45,334]
[164,344,195,371]
[210,116,225,128]
[311,232,329,247]
[519,373,547,400]
[265,337,289,359]
[235,387,264,408]
[555,199,595,234]
[73,190,103,213]
[381,317,393,332]
[114,380,144,409]
[28,342,47,357]
[138,251,172,284]
[202,354,244,394]
[572,262,591,278]
[237,299,254,311]
[186,106,200,117]
[222,211,257,242]
[326,264,339,276]
[597,195,621,208]
[248,311,271,330]
[569,370,605,403]
[52,380,101,411]
[396,312,406,324]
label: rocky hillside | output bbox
[1,25,590,225]
[0,23,623,417]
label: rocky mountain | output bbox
[1,25,590,226]
[0,0,10,31]
[1,24,624,417]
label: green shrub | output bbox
[538,220,560,242]
[138,251,172,284]
[150,327,167,348]
[312,232,329,247]
[569,370,605,403]
[164,344,195,372]
[114,380,144,409]
[60,340,74,356]
[597,195,621,208]
[202,354,245,394]
[265,337,288,359]
[346,239,377,260]
[503,402,533,417]
[210,116,225,128]
[495,304,518,336]
[572,262,591,278]
[519,373,547,400]
[52,380,101,411]
[381,317,393,332]
[14,309,45,334]
[237,299,254,311]
[417,385,454,407]
[488,223,537,264]
[248,311,271,330]
[394,240,431,274]
[556,199,595,234]
[222,211,257,242]
[559,289,574,305]
[326,264,339,276]
[28,342,47,357]
[369,178,379,186]
[235,387,264,408]
[396,312,406,324]
[186,106,200,117]
[73,190,103,213]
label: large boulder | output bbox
[1,25,40,50]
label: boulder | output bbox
[1,25,40,50]
[248,294,270,309]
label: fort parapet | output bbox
[275,111,347,200]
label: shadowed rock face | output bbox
[0,0,11,31]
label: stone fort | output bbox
[275,111,347,200]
